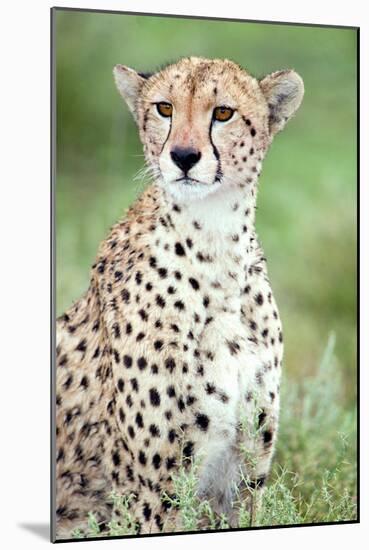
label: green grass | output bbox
[71,335,356,538]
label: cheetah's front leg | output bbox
[192,307,280,527]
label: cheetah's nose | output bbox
[170,147,202,174]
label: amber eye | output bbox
[213,106,234,122]
[156,102,173,117]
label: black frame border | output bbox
[50,5,360,543]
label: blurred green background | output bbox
[55,10,357,409]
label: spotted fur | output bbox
[55,56,304,537]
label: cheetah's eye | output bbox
[156,102,173,118]
[213,106,234,122]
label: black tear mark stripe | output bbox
[209,119,223,183]
[160,116,173,155]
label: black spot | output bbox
[135,412,144,428]
[114,270,123,282]
[168,429,177,443]
[76,339,87,353]
[63,375,73,390]
[130,378,138,393]
[197,364,204,376]
[258,410,267,427]
[97,260,106,274]
[188,277,200,290]
[146,282,153,291]
[155,514,163,530]
[263,430,273,445]
[138,308,148,321]
[119,408,125,423]
[126,465,134,481]
[80,376,89,389]
[152,453,161,469]
[175,242,186,256]
[154,340,163,351]
[167,385,176,398]
[165,357,176,373]
[128,425,135,439]
[112,322,121,339]
[205,382,216,394]
[117,378,125,392]
[195,413,209,431]
[186,395,196,406]
[149,424,160,437]
[166,457,176,470]
[227,340,240,355]
[136,332,145,342]
[174,300,185,311]
[59,354,68,366]
[156,294,166,308]
[251,127,256,136]
[158,267,168,278]
[149,388,161,407]
[255,293,264,305]
[137,357,147,370]
[202,296,210,309]
[139,451,147,465]
[183,441,194,460]
[112,451,121,466]
[123,355,133,368]
[143,502,152,521]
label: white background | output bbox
[0,0,366,548]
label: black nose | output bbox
[170,147,202,174]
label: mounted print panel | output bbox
[51,7,358,542]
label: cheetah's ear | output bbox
[113,65,148,122]
[259,70,304,137]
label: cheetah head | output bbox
[114,57,303,203]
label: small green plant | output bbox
[161,456,229,532]
[71,492,139,538]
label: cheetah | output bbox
[54,56,304,539]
